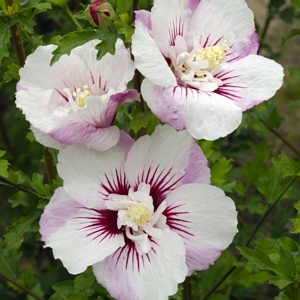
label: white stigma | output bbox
[176,40,229,91]
[105,183,167,254]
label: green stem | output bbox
[5,0,26,67]
[41,146,57,184]
[0,175,38,197]
[201,176,296,300]
[183,277,191,300]
[0,270,45,300]
[5,0,57,184]
[131,0,146,137]
[259,118,300,157]
[64,4,83,30]
[257,0,274,54]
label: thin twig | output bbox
[257,0,274,54]
[41,146,57,184]
[0,271,45,300]
[259,118,300,157]
[201,176,296,300]
[5,0,26,67]
[64,4,83,30]
[0,175,39,197]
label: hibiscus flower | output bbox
[132,0,284,140]
[40,125,238,300]
[16,39,139,151]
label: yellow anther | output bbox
[196,42,229,70]
[72,85,93,108]
[127,204,151,225]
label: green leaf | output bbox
[291,202,300,233]
[130,110,160,133]
[275,291,290,300]
[291,0,300,9]
[279,7,295,23]
[22,265,34,288]
[282,29,300,44]
[18,0,51,16]
[211,157,233,185]
[50,281,75,300]
[238,245,297,289]
[8,16,36,33]
[257,153,297,203]
[0,242,22,278]
[8,191,32,207]
[61,293,88,300]
[169,285,183,300]
[51,29,118,65]
[288,68,300,80]
[74,267,95,292]
[116,0,132,13]
[95,34,118,60]
[2,210,41,252]
[242,140,270,186]
[46,0,68,7]
[0,150,9,177]
[31,173,52,198]
[3,63,20,82]
[113,13,134,42]
[0,18,10,66]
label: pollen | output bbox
[127,204,151,225]
[73,85,92,108]
[196,42,229,71]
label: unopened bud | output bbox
[85,0,116,28]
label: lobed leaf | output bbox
[51,29,119,65]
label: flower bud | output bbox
[85,0,116,28]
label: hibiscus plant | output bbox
[0,0,300,299]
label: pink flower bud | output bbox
[85,0,116,27]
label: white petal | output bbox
[50,124,120,152]
[31,126,66,150]
[93,229,187,300]
[216,54,284,111]
[125,124,210,207]
[132,19,177,87]
[164,184,238,274]
[151,0,198,56]
[188,0,258,59]
[57,143,128,209]
[142,80,243,140]
[95,39,135,92]
[39,188,124,274]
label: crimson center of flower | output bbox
[105,183,167,254]
[176,41,229,92]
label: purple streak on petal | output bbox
[112,239,144,273]
[55,88,68,101]
[168,17,185,46]
[99,169,130,199]
[138,166,185,210]
[134,10,152,31]
[78,208,121,241]
[164,204,194,238]
[213,36,223,46]
[201,34,211,48]
[90,71,95,84]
